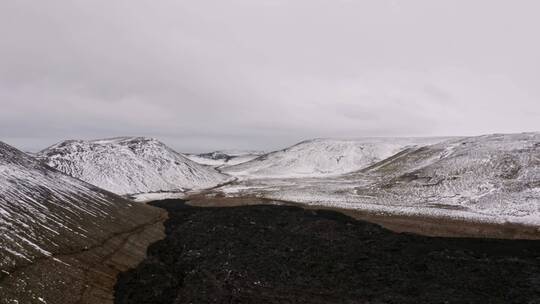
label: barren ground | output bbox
[115,199,540,304]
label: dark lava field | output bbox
[114,199,540,304]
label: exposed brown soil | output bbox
[0,207,167,304]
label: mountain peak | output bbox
[37,137,230,195]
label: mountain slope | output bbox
[223,138,446,178]
[0,141,165,303]
[356,132,540,222]
[37,137,230,195]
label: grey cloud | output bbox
[0,0,539,152]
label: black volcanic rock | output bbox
[115,199,540,304]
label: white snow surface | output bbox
[129,192,187,203]
[223,138,447,178]
[216,133,540,225]
[37,137,230,195]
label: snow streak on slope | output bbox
[37,137,230,195]
[185,150,264,167]
[223,138,446,178]
[0,141,161,271]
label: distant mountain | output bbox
[223,138,446,178]
[37,137,230,196]
[0,141,164,302]
[185,150,264,167]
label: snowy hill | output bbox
[223,138,446,178]
[185,150,264,167]
[0,140,163,273]
[219,133,540,225]
[355,132,540,222]
[37,137,230,196]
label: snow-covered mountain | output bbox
[218,133,540,225]
[37,137,230,196]
[355,132,540,222]
[0,140,162,273]
[185,150,264,167]
[222,138,446,178]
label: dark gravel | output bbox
[114,199,540,304]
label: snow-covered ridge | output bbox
[37,137,230,195]
[0,141,161,271]
[223,137,447,178]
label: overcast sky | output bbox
[1,0,539,152]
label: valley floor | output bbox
[187,196,540,240]
[114,199,540,304]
